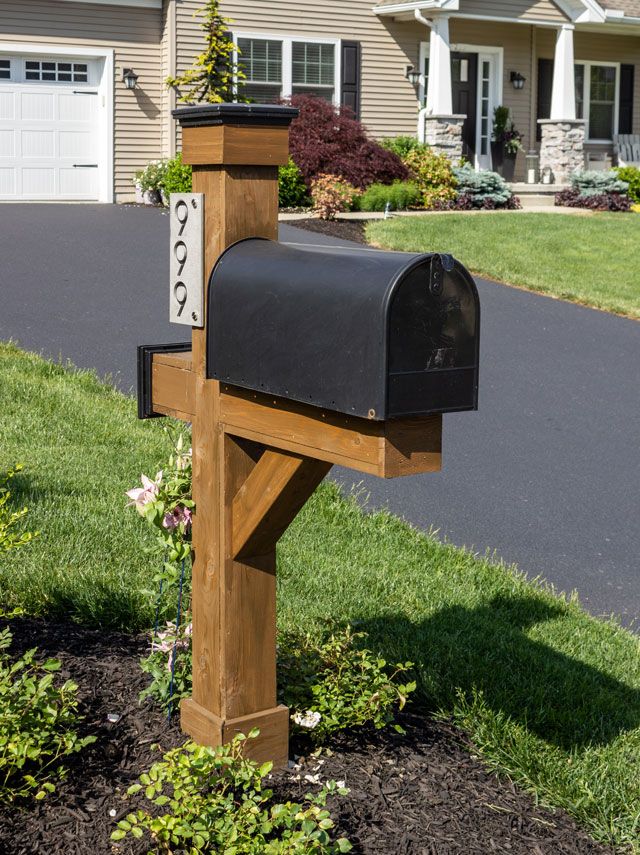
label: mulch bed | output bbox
[288,217,368,245]
[0,617,614,855]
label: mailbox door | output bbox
[386,257,480,417]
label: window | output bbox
[292,41,335,101]
[235,34,338,105]
[237,38,282,103]
[24,60,88,83]
[574,62,618,141]
[0,59,10,80]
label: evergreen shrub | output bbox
[615,166,640,203]
[358,181,422,212]
[279,157,310,208]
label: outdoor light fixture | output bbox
[405,65,420,87]
[122,68,139,90]
[510,71,526,90]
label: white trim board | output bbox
[54,0,161,7]
[0,41,114,203]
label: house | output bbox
[0,0,638,202]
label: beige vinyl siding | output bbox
[0,0,164,200]
[461,0,568,22]
[537,27,640,149]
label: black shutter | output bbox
[619,64,634,135]
[340,41,361,119]
[536,58,554,142]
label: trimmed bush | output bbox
[452,164,516,208]
[279,157,310,208]
[570,170,628,197]
[163,153,192,196]
[615,166,640,203]
[380,136,429,159]
[358,181,422,212]
[403,148,457,208]
[310,174,359,220]
[288,95,408,190]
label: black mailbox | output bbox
[208,238,479,421]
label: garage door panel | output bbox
[0,56,102,201]
[0,129,14,157]
[0,168,15,195]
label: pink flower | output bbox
[126,472,162,512]
[162,505,192,531]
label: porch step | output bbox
[509,182,569,195]
[517,194,557,209]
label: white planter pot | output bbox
[134,183,144,204]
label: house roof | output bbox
[598,0,640,17]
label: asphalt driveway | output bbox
[1,204,638,627]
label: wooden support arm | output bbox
[232,449,332,561]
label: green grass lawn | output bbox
[367,212,640,319]
[2,340,640,851]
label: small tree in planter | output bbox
[491,106,523,181]
[166,0,246,103]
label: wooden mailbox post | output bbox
[145,104,449,768]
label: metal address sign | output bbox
[170,193,204,327]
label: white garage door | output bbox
[0,55,102,200]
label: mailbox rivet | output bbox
[368,408,376,419]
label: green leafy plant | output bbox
[358,181,422,212]
[616,166,640,203]
[0,627,94,802]
[112,732,352,853]
[0,466,37,555]
[166,0,246,104]
[163,152,193,196]
[452,164,516,208]
[403,148,457,209]
[278,625,415,745]
[492,106,522,155]
[140,620,192,711]
[134,159,170,194]
[279,157,310,209]
[380,136,430,159]
[310,174,359,220]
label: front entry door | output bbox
[451,52,478,162]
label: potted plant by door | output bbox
[491,107,523,181]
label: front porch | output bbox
[375,2,640,183]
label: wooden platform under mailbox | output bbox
[150,349,442,479]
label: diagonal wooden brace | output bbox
[231,447,332,561]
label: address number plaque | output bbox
[169,193,204,327]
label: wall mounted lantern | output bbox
[510,71,526,90]
[122,68,139,90]
[405,65,420,87]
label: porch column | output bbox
[426,15,453,116]
[539,23,585,183]
[419,12,464,163]
[550,24,576,120]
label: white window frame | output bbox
[0,41,114,203]
[418,42,503,171]
[231,31,341,108]
[575,60,620,143]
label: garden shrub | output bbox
[570,169,628,197]
[162,152,192,196]
[0,629,93,802]
[358,181,422,212]
[279,157,310,208]
[403,148,457,208]
[278,625,415,746]
[112,732,352,853]
[555,188,631,212]
[134,159,169,194]
[288,95,408,190]
[310,174,359,220]
[380,136,429,159]
[451,164,516,208]
[615,166,640,203]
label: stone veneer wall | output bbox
[424,115,465,162]
[538,120,586,183]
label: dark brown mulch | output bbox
[0,617,615,855]
[289,217,368,244]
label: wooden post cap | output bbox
[174,103,298,167]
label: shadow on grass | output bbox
[359,593,640,750]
